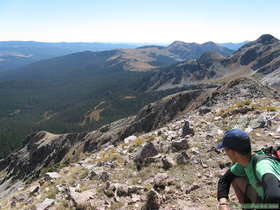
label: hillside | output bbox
[141,34,280,91]
[0,77,279,209]
[0,40,233,74]
[0,40,233,157]
[0,42,139,72]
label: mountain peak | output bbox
[168,41,187,48]
[202,41,216,46]
[256,34,278,44]
[199,51,224,61]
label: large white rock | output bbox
[70,189,96,206]
[36,198,55,210]
[45,172,61,180]
[124,135,137,144]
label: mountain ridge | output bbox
[141,34,280,91]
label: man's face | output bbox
[224,148,237,163]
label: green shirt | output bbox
[230,152,280,200]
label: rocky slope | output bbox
[141,34,280,91]
[0,77,279,209]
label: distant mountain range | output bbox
[141,34,280,91]
[0,35,278,157]
[0,42,140,72]
[0,40,234,156]
[0,40,250,73]
[218,41,249,50]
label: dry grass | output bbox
[80,109,105,126]
[122,96,136,100]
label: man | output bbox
[216,129,280,210]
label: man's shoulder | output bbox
[230,162,246,176]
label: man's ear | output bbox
[231,150,238,158]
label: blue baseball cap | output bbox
[216,129,251,152]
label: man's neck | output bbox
[238,155,251,167]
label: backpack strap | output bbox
[252,154,280,186]
[252,154,268,186]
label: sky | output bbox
[0,0,280,44]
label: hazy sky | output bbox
[1,0,279,43]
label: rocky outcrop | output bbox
[122,89,202,135]
[0,131,87,182]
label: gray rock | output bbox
[134,142,159,170]
[12,193,28,202]
[10,200,16,208]
[141,190,160,210]
[88,170,98,180]
[191,147,199,155]
[176,152,189,165]
[29,185,40,196]
[70,190,95,207]
[159,143,170,153]
[171,139,189,152]
[100,171,109,182]
[185,183,199,194]
[199,106,212,115]
[161,156,173,170]
[182,121,194,137]
[115,184,143,196]
[153,173,171,191]
[249,113,271,129]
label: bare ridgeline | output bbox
[0,34,280,209]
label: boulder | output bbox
[70,189,95,207]
[198,106,212,115]
[12,193,29,203]
[181,121,194,137]
[176,152,189,165]
[141,190,160,210]
[249,114,271,129]
[171,139,189,152]
[153,173,173,191]
[161,156,173,170]
[45,172,61,180]
[124,135,137,144]
[134,143,159,170]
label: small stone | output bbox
[185,183,199,194]
[29,185,40,196]
[202,164,208,168]
[191,147,199,155]
[176,152,189,165]
[100,171,109,182]
[161,156,173,170]
[88,170,98,180]
[10,200,16,208]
